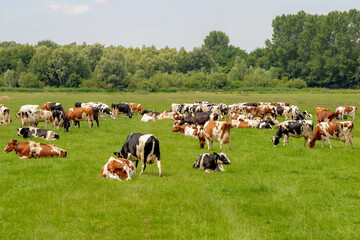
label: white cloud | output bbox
[95,0,107,5]
[34,1,90,15]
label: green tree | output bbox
[18,72,44,88]
[3,69,17,87]
[96,49,127,89]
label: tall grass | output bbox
[0,92,359,239]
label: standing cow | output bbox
[199,121,231,151]
[272,120,314,147]
[308,121,354,149]
[0,105,11,124]
[114,133,162,177]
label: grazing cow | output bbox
[283,105,300,120]
[180,112,218,126]
[101,157,136,181]
[308,121,354,149]
[42,102,63,111]
[336,106,357,120]
[199,121,231,150]
[128,103,144,115]
[76,102,115,119]
[193,152,231,172]
[4,139,67,159]
[52,110,70,131]
[114,133,162,177]
[244,105,273,119]
[111,103,132,119]
[17,126,59,141]
[65,108,94,128]
[0,105,11,124]
[315,107,330,116]
[272,120,314,147]
[141,114,156,122]
[20,109,53,128]
[16,105,40,119]
[317,110,338,122]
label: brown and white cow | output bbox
[65,108,94,128]
[199,121,231,150]
[128,103,144,115]
[243,105,273,119]
[4,139,67,159]
[315,107,330,116]
[42,102,63,111]
[336,106,357,120]
[229,119,258,128]
[316,110,338,122]
[308,121,354,149]
[157,111,175,120]
[101,157,136,181]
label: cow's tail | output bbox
[153,137,160,161]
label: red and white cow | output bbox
[316,110,338,122]
[199,121,231,150]
[141,114,156,122]
[101,157,136,181]
[315,107,330,116]
[4,139,67,159]
[65,108,95,128]
[336,106,357,120]
[157,111,175,120]
[229,119,258,128]
[308,121,354,149]
[128,103,144,115]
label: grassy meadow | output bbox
[0,91,360,239]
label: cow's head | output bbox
[214,152,231,165]
[172,124,181,132]
[308,137,316,148]
[113,151,125,158]
[108,158,132,180]
[198,131,206,149]
[4,139,18,153]
[17,127,29,138]
[272,135,280,147]
[302,111,312,119]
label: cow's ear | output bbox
[113,152,119,157]
[213,152,219,157]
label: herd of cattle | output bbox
[1,101,357,180]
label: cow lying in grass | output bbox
[17,126,59,141]
[4,139,67,159]
[193,152,231,172]
[101,157,136,181]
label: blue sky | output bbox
[0,0,359,52]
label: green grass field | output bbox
[1,91,360,239]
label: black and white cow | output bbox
[256,118,276,129]
[114,133,161,177]
[52,110,70,131]
[111,103,132,119]
[272,120,314,147]
[193,152,231,172]
[17,126,59,141]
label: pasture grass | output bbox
[0,91,360,239]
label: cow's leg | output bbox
[303,137,308,147]
[349,136,355,149]
[206,139,211,150]
[324,137,332,149]
[156,159,162,177]
[218,164,225,172]
[219,141,223,150]
[283,135,287,147]
[228,140,231,151]
[140,160,146,175]
[122,113,125,119]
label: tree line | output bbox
[1,9,359,91]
